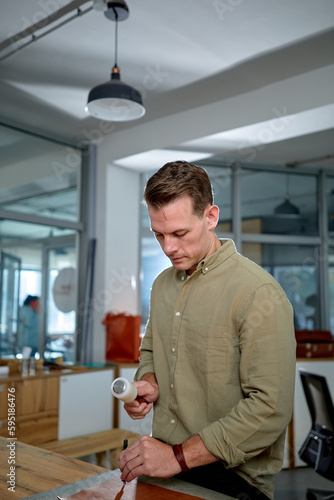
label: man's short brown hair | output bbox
[143,161,213,217]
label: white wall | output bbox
[92,156,141,362]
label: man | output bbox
[119,161,296,500]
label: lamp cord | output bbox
[113,9,119,67]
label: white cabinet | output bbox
[58,368,115,439]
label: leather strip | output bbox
[172,443,190,472]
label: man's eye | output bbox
[175,232,186,237]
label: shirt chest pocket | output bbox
[183,321,228,374]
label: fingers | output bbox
[119,436,180,482]
[120,454,144,482]
[119,437,155,482]
[133,380,159,403]
[119,437,144,481]
[124,400,153,420]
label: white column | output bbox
[92,158,141,362]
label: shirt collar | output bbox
[197,238,237,275]
[175,239,237,279]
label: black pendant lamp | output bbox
[274,194,300,215]
[274,174,300,215]
[85,0,145,122]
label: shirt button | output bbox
[171,383,174,389]
[171,419,175,424]
[181,276,185,280]
[172,347,176,352]
[176,311,181,317]
[205,267,209,271]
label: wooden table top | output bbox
[0,437,234,500]
[0,437,108,499]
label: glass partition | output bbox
[242,243,319,331]
[141,236,170,326]
[140,163,334,333]
[0,124,79,222]
[0,252,21,357]
[329,249,334,334]
[327,176,334,234]
[209,166,232,232]
[240,169,318,235]
[0,218,78,361]
[45,242,77,362]
[0,124,82,362]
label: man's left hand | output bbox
[119,435,181,482]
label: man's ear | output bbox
[206,205,219,229]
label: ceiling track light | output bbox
[86,0,146,122]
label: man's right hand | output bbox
[124,373,159,420]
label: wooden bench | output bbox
[40,428,140,469]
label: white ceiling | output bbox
[0,0,334,171]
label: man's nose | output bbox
[163,235,177,254]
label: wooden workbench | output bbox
[0,436,108,499]
[0,437,233,500]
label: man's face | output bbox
[148,195,218,275]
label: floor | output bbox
[274,466,333,499]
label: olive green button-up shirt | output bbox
[135,239,296,499]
